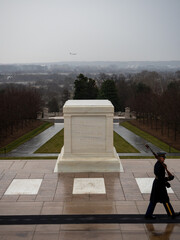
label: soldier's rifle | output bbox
[145,144,174,179]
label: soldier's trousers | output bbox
[145,201,175,217]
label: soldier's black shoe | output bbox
[145,215,156,219]
[172,212,180,218]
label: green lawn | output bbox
[121,121,180,153]
[35,129,139,153]
[0,122,53,154]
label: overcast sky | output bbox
[0,0,180,64]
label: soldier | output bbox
[145,152,179,219]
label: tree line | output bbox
[0,85,42,144]
[0,72,179,145]
[73,73,180,141]
[128,81,180,141]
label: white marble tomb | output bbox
[54,100,123,172]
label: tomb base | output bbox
[54,146,123,173]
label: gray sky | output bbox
[0,0,180,64]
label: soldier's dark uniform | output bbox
[145,152,176,219]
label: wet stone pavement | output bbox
[0,123,180,239]
[0,159,180,239]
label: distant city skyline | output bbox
[0,0,180,64]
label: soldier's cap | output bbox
[157,151,166,158]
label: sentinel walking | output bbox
[145,144,180,219]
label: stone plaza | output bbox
[0,100,180,239]
[1,158,180,239]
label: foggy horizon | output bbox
[1,0,180,64]
[1,60,180,66]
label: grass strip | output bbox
[0,122,53,154]
[35,129,64,153]
[121,121,180,153]
[35,129,139,153]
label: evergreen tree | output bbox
[99,79,119,111]
[73,74,98,99]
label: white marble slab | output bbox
[72,116,106,153]
[4,179,42,195]
[73,178,106,194]
[135,178,174,194]
[64,100,112,106]
[64,100,113,113]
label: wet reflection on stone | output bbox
[146,224,176,240]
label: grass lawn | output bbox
[0,122,53,154]
[35,128,139,153]
[121,121,180,153]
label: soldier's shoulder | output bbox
[155,160,160,166]
[154,161,163,169]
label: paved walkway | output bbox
[0,123,180,239]
[1,123,64,157]
[114,124,162,157]
[0,159,180,239]
[113,124,180,157]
